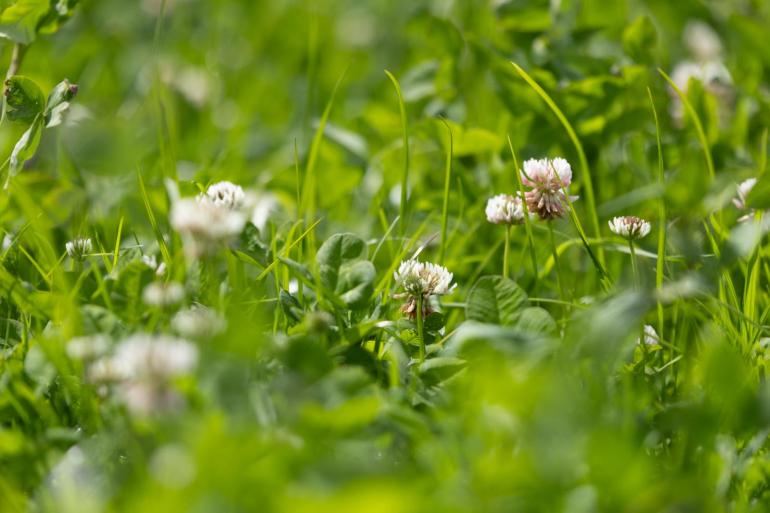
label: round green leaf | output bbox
[466,275,528,326]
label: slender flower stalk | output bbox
[508,138,538,284]
[547,223,565,302]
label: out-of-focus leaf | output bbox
[0,0,48,44]
[622,16,658,63]
[316,233,374,309]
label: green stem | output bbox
[548,223,565,302]
[503,226,510,279]
[416,294,425,362]
[508,136,538,286]
[629,239,639,288]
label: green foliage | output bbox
[0,0,769,512]
[316,232,375,309]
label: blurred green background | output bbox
[1,0,770,512]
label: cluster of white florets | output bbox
[77,333,198,416]
[608,216,651,240]
[485,194,527,225]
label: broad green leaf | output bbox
[0,0,48,44]
[335,259,375,308]
[4,75,45,123]
[316,233,374,309]
[466,275,528,326]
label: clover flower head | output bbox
[204,181,245,210]
[733,178,756,211]
[485,194,527,225]
[170,196,247,258]
[683,20,723,62]
[520,157,576,220]
[608,216,651,240]
[112,334,198,380]
[142,281,185,307]
[65,237,92,261]
[89,333,199,416]
[637,325,659,346]
[394,259,455,298]
[171,305,226,338]
[66,335,111,362]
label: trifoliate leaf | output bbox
[466,275,528,326]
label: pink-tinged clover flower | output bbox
[520,157,577,220]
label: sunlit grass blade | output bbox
[508,135,538,286]
[439,119,453,265]
[647,88,667,337]
[510,62,602,261]
[136,168,171,264]
[385,70,410,239]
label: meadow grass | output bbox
[0,1,770,512]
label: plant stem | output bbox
[629,239,639,288]
[503,225,510,279]
[6,44,25,79]
[507,136,538,286]
[548,223,565,302]
[416,294,425,362]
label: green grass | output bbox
[0,1,770,512]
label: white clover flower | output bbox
[608,216,651,240]
[112,333,198,380]
[250,192,280,232]
[669,59,732,125]
[170,196,247,258]
[142,281,184,307]
[171,305,226,338]
[394,259,455,298]
[86,334,198,415]
[204,181,245,210]
[733,178,756,211]
[683,20,722,62]
[66,335,111,361]
[520,157,577,220]
[485,194,527,225]
[87,357,128,384]
[637,325,659,346]
[393,259,455,319]
[65,237,92,261]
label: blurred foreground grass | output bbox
[1,0,770,512]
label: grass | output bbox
[0,1,770,512]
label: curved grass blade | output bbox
[510,62,602,257]
[385,70,410,238]
[439,119,453,264]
